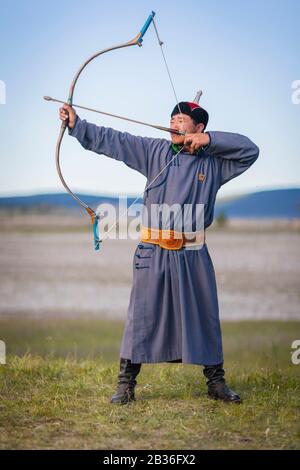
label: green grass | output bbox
[0,318,299,450]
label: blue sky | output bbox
[0,0,299,199]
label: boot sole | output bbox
[208,394,242,404]
[110,397,136,405]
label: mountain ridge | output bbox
[0,188,299,219]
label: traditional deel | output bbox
[69,117,259,365]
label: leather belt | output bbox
[141,226,206,250]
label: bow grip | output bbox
[61,98,72,130]
[61,109,69,130]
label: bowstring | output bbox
[99,17,184,242]
[152,18,182,115]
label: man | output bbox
[59,97,259,405]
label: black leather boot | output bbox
[203,363,241,403]
[110,358,141,405]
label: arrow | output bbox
[43,96,185,136]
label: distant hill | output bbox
[0,193,124,209]
[214,188,300,219]
[0,188,299,219]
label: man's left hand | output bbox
[184,133,210,154]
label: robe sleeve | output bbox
[206,131,260,187]
[68,115,154,177]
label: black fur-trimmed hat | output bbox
[171,90,209,129]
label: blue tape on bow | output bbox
[139,11,155,43]
[93,214,101,251]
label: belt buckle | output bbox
[159,230,183,250]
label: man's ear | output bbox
[196,123,205,133]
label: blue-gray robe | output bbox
[69,117,259,365]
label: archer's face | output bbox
[169,114,202,145]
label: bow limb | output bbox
[56,12,156,250]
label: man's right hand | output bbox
[59,104,77,129]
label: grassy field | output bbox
[0,317,299,450]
